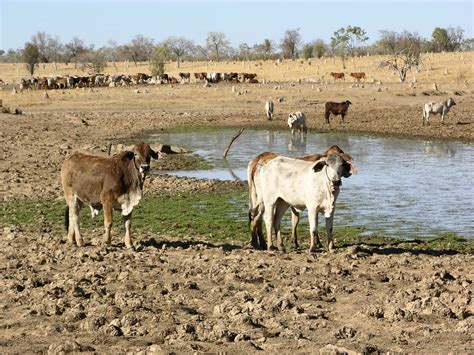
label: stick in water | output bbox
[223,128,245,159]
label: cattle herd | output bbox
[15,71,259,91]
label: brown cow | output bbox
[330,72,345,81]
[247,145,356,250]
[325,100,352,124]
[61,142,159,250]
[194,72,207,81]
[350,72,366,81]
[179,72,191,82]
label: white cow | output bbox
[254,153,353,253]
[423,98,456,125]
[265,100,274,120]
[288,112,308,135]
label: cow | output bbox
[422,98,456,126]
[254,152,354,253]
[330,72,345,81]
[325,100,352,124]
[61,142,159,250]
[350,72,366,81]
[194,72,207,82]
[265,100,274,120]
[288,112,308,135]
[179,72,191,83]
[55,77,67,89]
[247,145,355,250]
[206,72,221,83]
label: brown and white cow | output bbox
[61,142,158,250]
[254,152,355,253]
[179,72,191,83]
[247,145,356,251]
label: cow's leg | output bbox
[70,199,84,247]
[341,113,345,123]
[325,112,330,124]
[263,202,277,251]
[325,211,335,251]
[441,111,445,125]
[308,208,319,254]
[274,201,288,252]
[290,208,300,250]
[123,213,134,250]
[102,199,113,246]
[250,205,263,249]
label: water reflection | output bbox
[151,129,474,238]
[424,140,456,157]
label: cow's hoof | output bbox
[293,243,300,251]
[309,246,318,254]
[268,245,278,252]
[76,239,85,247]
[126,244,136,251]
[278,246,286,253]
[327,242,335,252]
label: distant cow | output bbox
[206,72,221,83]
[254,153,355,252]
[61,142,159,250]
[325,100,352,124]
[288,112,308,135]
[179,72,191,82]
[422,98,456,125]
[330,72,345,81]
[194,72,207,81]
[247,145,356,250]
[350,72,366,81]
[265,100,274,120]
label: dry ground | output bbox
[1,54,473,353]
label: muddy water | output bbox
[151,130,474,238]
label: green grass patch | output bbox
[1,191,473,253]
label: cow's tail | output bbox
[64,206,69,231]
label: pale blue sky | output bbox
[1,0,473,50]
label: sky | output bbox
[1,0,473,50]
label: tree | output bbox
[123,35,155,66]
[313,39,328,58]
[150,45,170,77]
[331,26,368,68]
[238,42,252,60]
[64,37,87,67]
[22,42,40,75]
[163,36,194,68]
[205,32,229,61]
[77,49,107,74]
[382,43,422,82]
[302,43,314,59]
[280,28,302,59]
[31,31,63,63]
[447,26,465,51]
[261,39,274,59]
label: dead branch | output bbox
[223,128,245,159]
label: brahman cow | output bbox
[254,152,354,253]
[247,145,355,250]
[288,111,308,135]
[325,100,352,124]
[265,100,274,120]
[61,142,158,250]
[422,98,456,126]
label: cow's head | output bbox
[131,142,159,176]
[447,98,456,107]
[313,153,356,185]
[345,100,352,106]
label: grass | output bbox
[1,190,473,253]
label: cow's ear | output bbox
[313,161,326,172]
[122,151,134,161]
[151,149,159,159]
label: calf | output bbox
[265,100,274,120]
[255,153,354,252]
[288,112,308,135]
[61,142,158,250]
[325,100,352,124]
[422,98,456,125]
[248,145,355,250]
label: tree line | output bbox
[1,26,472,77]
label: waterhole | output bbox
[150,129,474,238]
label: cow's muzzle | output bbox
[140,164,150,173]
